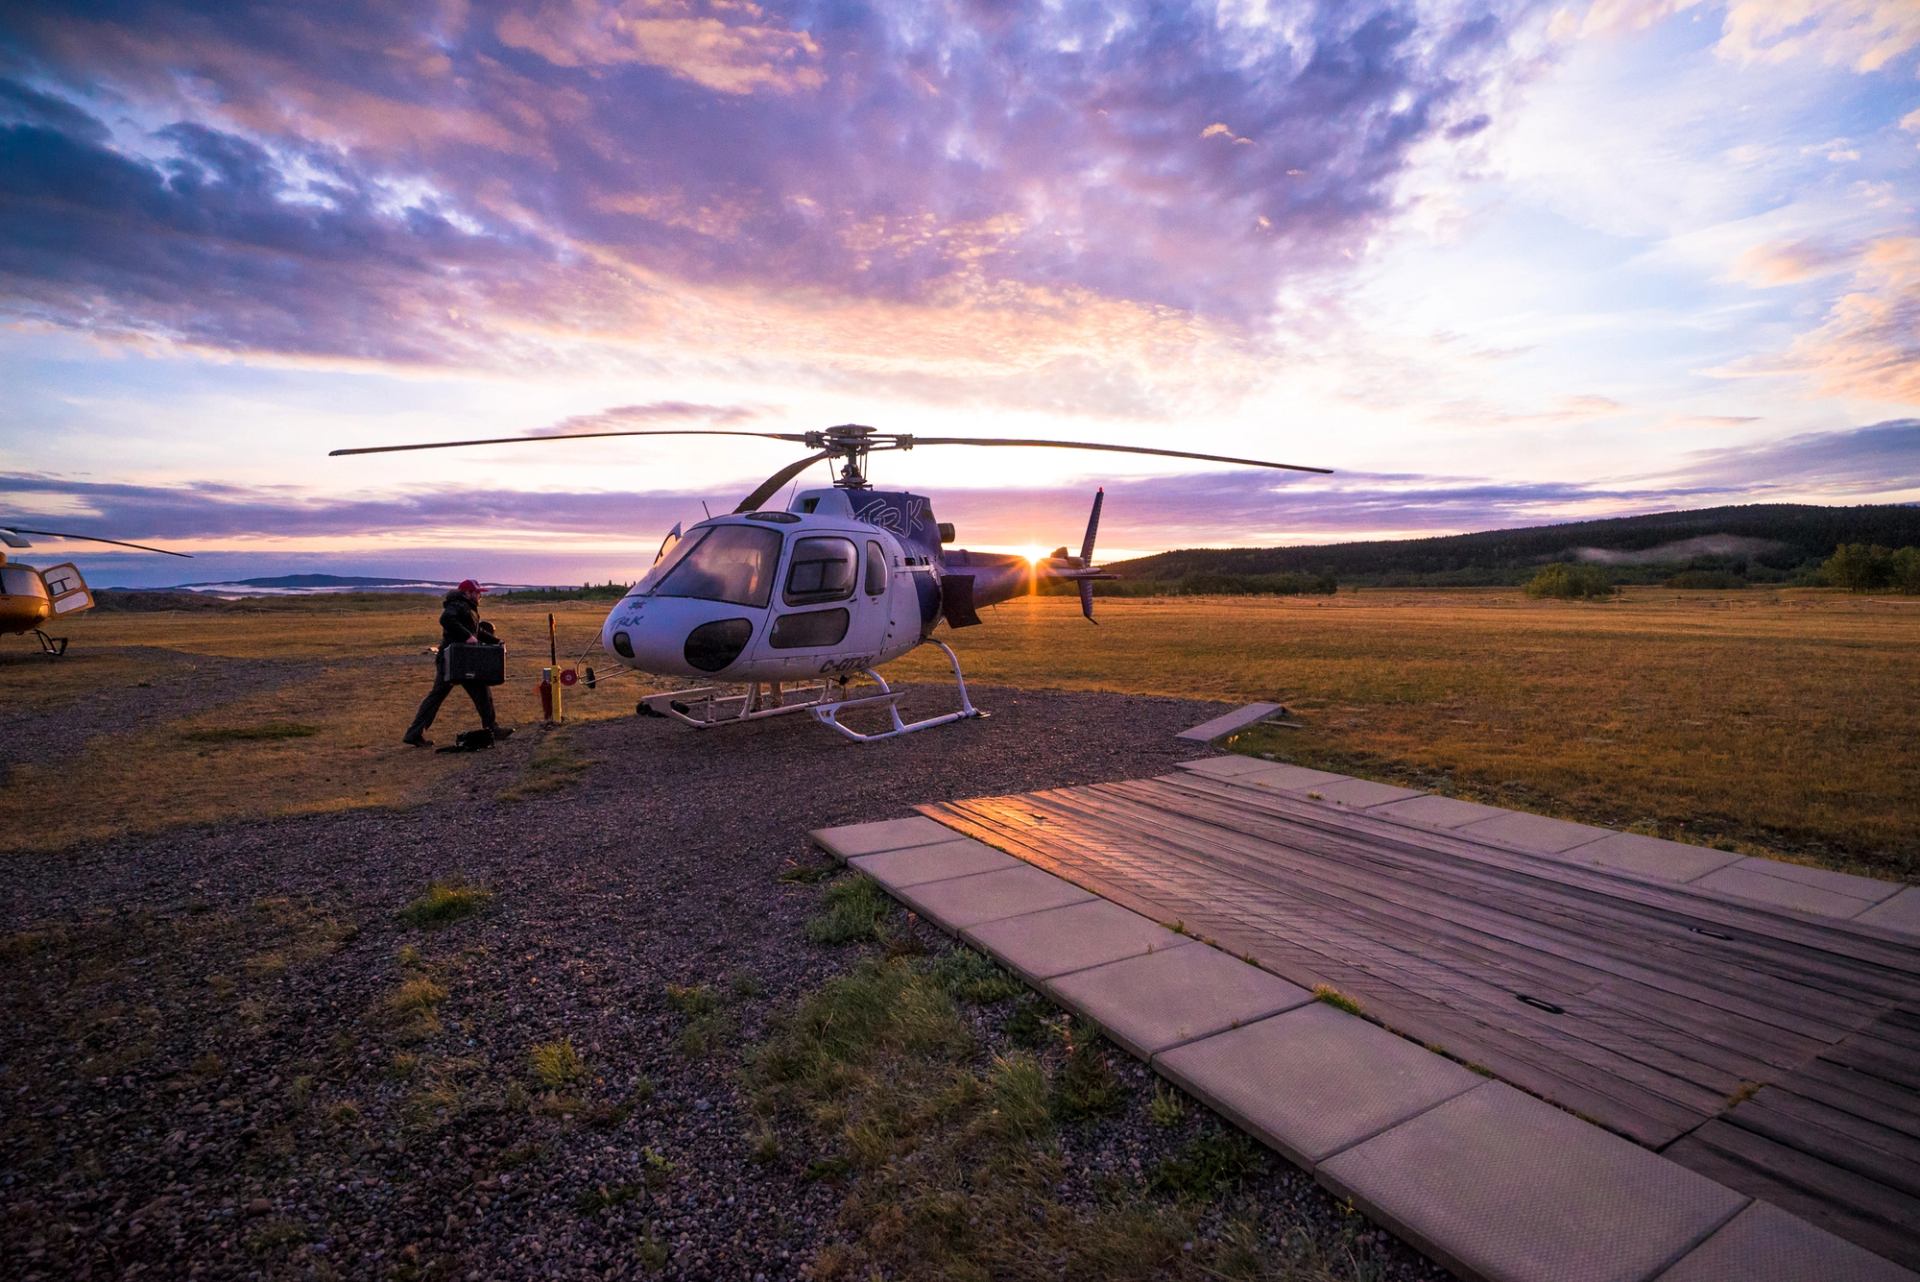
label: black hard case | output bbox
[438,642,506,686]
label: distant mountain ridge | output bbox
[166,574,551,596]
[1106,503,1920,587]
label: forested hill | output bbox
[1109,503,1920,587]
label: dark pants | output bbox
[408,677,496,738]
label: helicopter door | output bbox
[40,563,93,616]
[850,539,890,655]
[759,535,883,673]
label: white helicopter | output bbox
[332,425,1328,739]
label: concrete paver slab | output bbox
[1457,810,1612,855]
[894,864,1093,931]
[1175,754,1284,779]
[1045,944,1311,1058]
[1717,857,1900,904]
[1655,1201,1916,1282]
[1177,702,1283,742]
[850,838,1023,889]
[1318,1081,1747,1282]
[1233,763,1353,792]
[812,816,962,859]
[1155,1003,1480,1165]
[1370,794,1510,829]
[964,899,1194,982]
[1311,778,1425,808]
[1690,862,1882,919]
[1856,886,1920,938]
[1561,832,1744,883]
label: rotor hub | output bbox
[799,424,917,489]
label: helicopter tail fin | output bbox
[1080,487,1103,565]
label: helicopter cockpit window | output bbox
[652,524,782,608]
[2,566,42,596]
[784,537,857,606]
[865,542,887,595]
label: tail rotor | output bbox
[1078,488,1104,622]
[1034,488,1114,623]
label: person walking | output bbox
[403,579,512,747]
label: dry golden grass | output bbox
[5,588,1915,877]
[888,588,1920,878]
[0,600,624,852]
[2,664,462,851]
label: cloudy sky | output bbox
[2,0,1916,585]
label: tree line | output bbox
[1822,544,1920,594]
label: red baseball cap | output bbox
[457,579,488,595]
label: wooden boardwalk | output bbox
[924,769,1920,1268]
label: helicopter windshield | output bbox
[1,566,44,597]
[650,524,782,608]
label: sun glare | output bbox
[1018,545,1052,565]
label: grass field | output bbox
[4,588,1915,878]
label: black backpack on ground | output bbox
[436,728,495,753]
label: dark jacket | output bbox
[437,591,494,648]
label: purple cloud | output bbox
[0,1,1521,361]
[524,401,764,436]
[0,86,589,363]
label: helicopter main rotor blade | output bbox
[734,450,835,513]
[5,527,193,557]
[905,437,1332,474]
[329,429,813,457]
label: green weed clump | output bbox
[804,875,893,945]
[1524,564,1617,599]
[983,1052,1053,1140]
[1148,1082,1187,1127]
[386,976,447,1015]
[1313,984,1365,1017]
[665,983,718,1016]
[529,1038,587,1089]
[1003,996,1057,1048]
[399,880,492,928]
[1052,1024,1125,1121]
[918,948,1025,1005]
[574,1183,641,1215]
[777,861,837,884]
[384,976,448,1039]
[1149,1130,1266,1200]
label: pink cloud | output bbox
[495,0,825,94]
[1730,237,1855,287]
[1764,237,1920,404]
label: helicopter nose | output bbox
[602,601,756,677]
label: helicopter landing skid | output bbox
[638,678,848,727]
[810,640,985,742]
[635,640,985,741]
[33,630,68,657]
